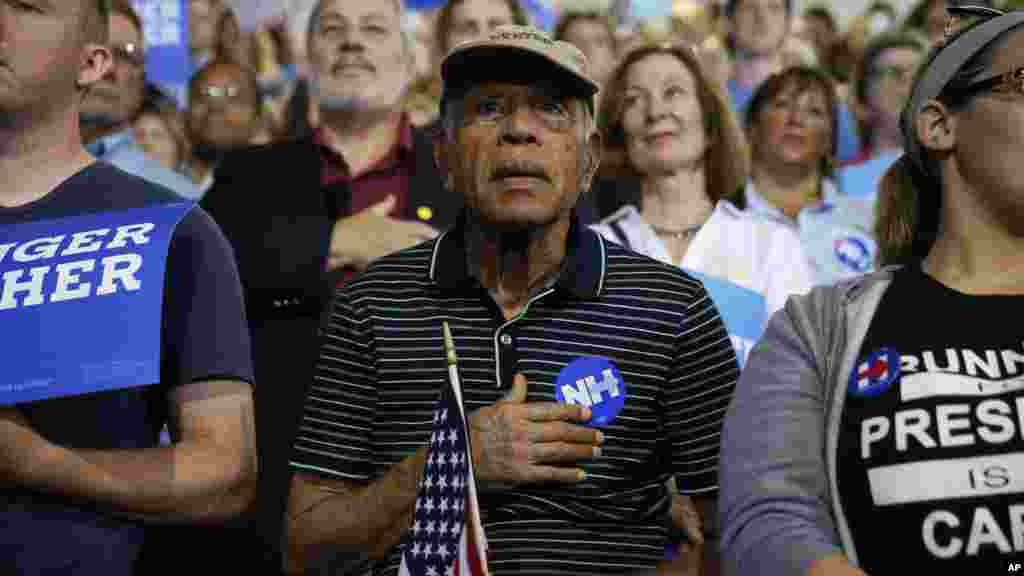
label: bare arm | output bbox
[282,373,600,574]
[805,554,867,576]
[282,448,427,574]
[0,379,257,525]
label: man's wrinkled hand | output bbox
[468,374,604,485]
[327,195,438,271]
[670,493,704,546]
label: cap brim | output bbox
[441,44,600,102]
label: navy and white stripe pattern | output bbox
[290,219,739,575]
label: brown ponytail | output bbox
[874,154,941,267]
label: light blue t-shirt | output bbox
[86,130,202,200]
[838,149,903,205]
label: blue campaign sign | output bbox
[133,0,190,106]
[0,203,194,406]
[407,0,555,30]
[685,270,767,368]
[555,357,627,427]
[522,0,556,31]
[631,0,674,22]
[406,0,446,10]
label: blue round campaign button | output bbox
[848,347,900,398]
[555,357,627,427]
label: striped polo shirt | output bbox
[290,216,740,575]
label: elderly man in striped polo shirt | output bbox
[282,24,740,576]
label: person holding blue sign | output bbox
[79,0,201,200]
[0,1,256,574]
[283,24,739,576]
[720,10,1024,575]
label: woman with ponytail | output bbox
[719,8,1024,575]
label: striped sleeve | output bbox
[667,281,740,495]
[289,289,378,481]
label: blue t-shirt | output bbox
[838,149,903,203]
[0,163,253,575]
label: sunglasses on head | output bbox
[957,66,1024,99]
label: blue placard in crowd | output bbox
[133,0,190,106]
[631,0,674,22]
[685,270,767,368]
[0,203,194,406]
[405,0,446,10]
[406,0,555,30]
[522,0,556,31]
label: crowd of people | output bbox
[4,0,1024,574]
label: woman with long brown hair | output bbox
[720,9,1024,575]
[592,43,812,362]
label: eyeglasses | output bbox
[959,66,1024,99]
[872,64,915,82]
[197,84,243,101]
[112,42,145,68]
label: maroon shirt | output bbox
[315,113,415,218]
[315,114,416,284]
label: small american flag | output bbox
[399,323,489,576]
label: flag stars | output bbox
[403,380,479,575]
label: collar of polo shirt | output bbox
[428,210,607,300]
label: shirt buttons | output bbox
[500,334,513,346]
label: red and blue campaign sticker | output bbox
[849,347,900,398]
[555,357,627,427]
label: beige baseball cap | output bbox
[440,25,600,110]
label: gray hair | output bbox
[306,0,413,56]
